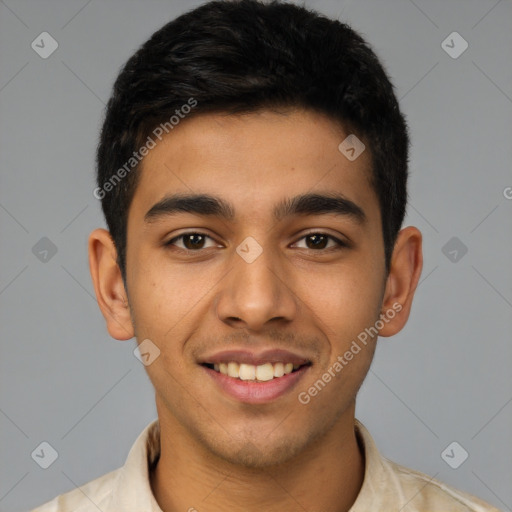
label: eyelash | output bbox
[164,231,348,254]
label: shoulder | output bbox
[353,420,501,512]
[384,457,502,512]
[28,468,120,512]
[29,419,161,512]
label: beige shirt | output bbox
[30,419,500,512]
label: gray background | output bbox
[1,0,511,510]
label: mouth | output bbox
[198,349,313,403]
[201,361,311,382]
[200,355,312,404]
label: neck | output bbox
[150,402,365,512]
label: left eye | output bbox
[166,233,220,251]
[165,232,346,252]
[293,233,346,250]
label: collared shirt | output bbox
[30,418,501,512]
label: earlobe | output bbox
[378,226,423,338]
[88,228,135,341]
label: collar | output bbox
[108,417,391,511]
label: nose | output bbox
[214,242,298,332]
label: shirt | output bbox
[30,418,501,512]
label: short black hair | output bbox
[95,0,409,286]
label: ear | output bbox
[88,228,134,340]
[378,226,423,337]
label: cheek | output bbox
[130,248,190,322]
[128,268,179,348]
[128,260,215,362]
[295,259,383,395]
[295,271,380,410]
[298,258,382,332]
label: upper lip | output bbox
[199,349,311,367]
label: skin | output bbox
[88,108,423,512]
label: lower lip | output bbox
[202,365,310,404]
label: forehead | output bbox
[129,109,379,227]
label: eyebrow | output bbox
[144,192,367,225]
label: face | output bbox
[103,109,397,468]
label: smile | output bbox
[201,360,312,404]
[203,361,306,381]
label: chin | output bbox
[200,425,319,470]
[215,440,301,469]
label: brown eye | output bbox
[165,231,347,254]
[293,233,347,251]
[305,234,329,249]
[166,232,216,251]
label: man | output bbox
[31,0,500,510]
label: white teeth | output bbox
[255,363,274,381]
[210,361,304,381]
[273,362,284,378]
[227,361,239,378]
[239,363,256,380]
